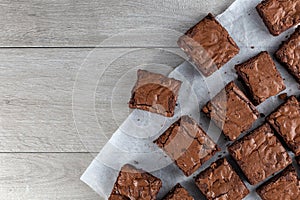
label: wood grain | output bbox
[0,153,99,200]
[0,48,184,152]
[0,0,234,47]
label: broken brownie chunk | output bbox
[129,69,182,117]
[108,164,162,200]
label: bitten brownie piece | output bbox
[195,158,249,200]
[154,115,219,176]
[162,183,194,200]
[256,165,300,200]
[129,70,182,117]
[266,96,300,156]
[228,123,291,185]
[108,164,162,200]
[275,27,300,83]
[256,0,300,36]
[177,13,239,77]
[202,81,259,141]
[235,51,286,105]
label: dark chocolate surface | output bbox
[177,13,239,77]
[275,27,300,83]
[154,115,219,176]
[235,51,285,105]
[108,164,162,200]
[162,183,194,200]
[267,96,300,156]
[228,123,291,185]
[129,69,182,117]
[256,165,300,200]
[256,0,300,36]
[195,158,249,200]
[202,81,259,141]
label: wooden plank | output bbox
[0,153,100,200]
[0,48,184,152]
[0,0,234,47]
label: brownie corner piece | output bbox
[108,164,162,200]
[154,115,219,176]
[256,0,300,36]
[266,95,300,155]
[177,13,239,77]
[228,123,291,185]
[129,69,182,117]
[162,183,194,200]
[195,158,249,200]
[275,27,300,83]
[235,51,285,105]
[256,165,300,200]
[202,81,259,141]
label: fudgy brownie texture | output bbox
[108,164,162,200]
[162,183,194,200]
[235,51,286,105]
[275,27,300,84]
[256,0,300,36]
[256,165,300,200]
[177,13,239,77]
[195,158,249,200]
[202,81,259,141]
[228,123,292,185]
[129,70,182,117]
[154,115,219,176]
[266,96,300,156]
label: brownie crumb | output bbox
[278,93,287,100]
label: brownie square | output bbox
[202,81,259,141]
[154,115,219,176]
[235,51,286,105]
[256,165,300,200]
[275,27,300,83]
[256,0,300,36]
[177,13,239,77]
[228,123,292,185]
[129,70,182,117]
[266,96,300,156]
[108,164,162,200]
[195,158,249,200]
[162,183,194,200]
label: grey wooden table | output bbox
[0,0,234,199]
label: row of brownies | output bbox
[108,0,300,199]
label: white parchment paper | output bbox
[81,0,300,199]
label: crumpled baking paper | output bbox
[81,0,300,199]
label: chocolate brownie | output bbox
[228,123,292,185]
[129,70,182,117]
[266,96,300,156]
[154,115,219,176]
[195,158,249,200]
[177,13,239,77]
[235,51,286,105]
[202,81,259,141]
[256,0,300,36]
[108,164,162,200]
[275,27,300,83]
[256,165,300,200]
[162,183,194,200]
